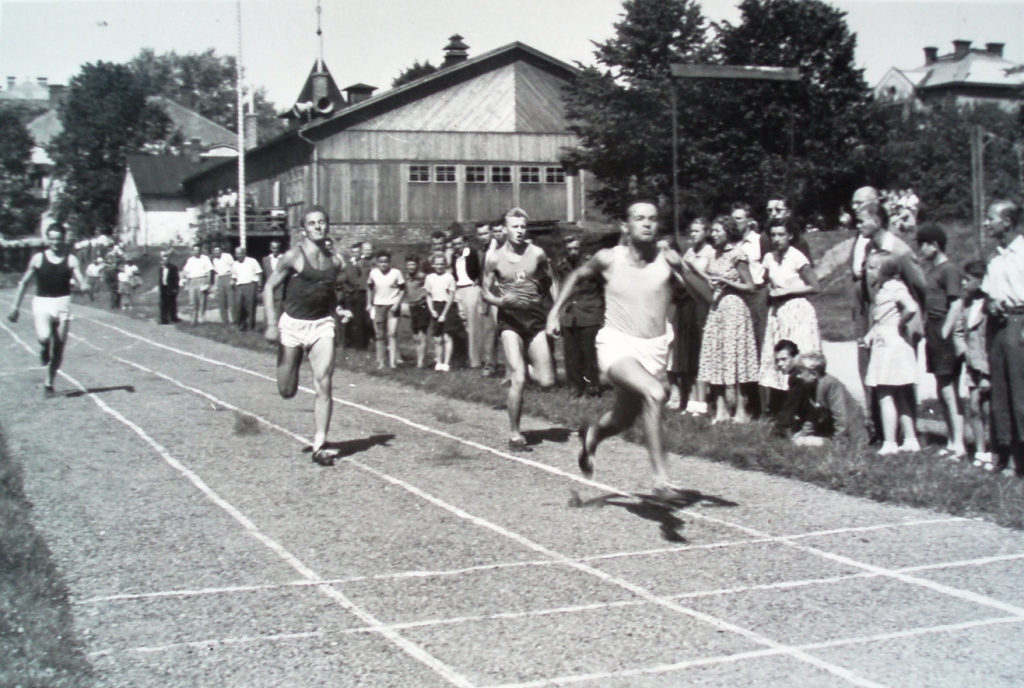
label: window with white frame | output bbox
[491,166,512,183]
[466,166,486,183]
[545,167,566,184]
[520,166,541,183]
[435,165,457,183]
[409,165,430,183]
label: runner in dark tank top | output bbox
[263,206,352,466]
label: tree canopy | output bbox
[392,60,438,88]
[50,62,171,235]
[129,48,284,145]
[564,0,883,225]
[0,110,41,237]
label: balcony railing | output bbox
[196,206,288,241]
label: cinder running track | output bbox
[2,295,1024,687]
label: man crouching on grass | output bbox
[263,206,352,466]
[546,200,704,497]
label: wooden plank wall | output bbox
[318,131,577,162]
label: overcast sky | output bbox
[1,0,1022,111]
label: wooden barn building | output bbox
[183,38,596,244]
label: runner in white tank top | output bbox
[547,201,706,497]
[482,208,558,452]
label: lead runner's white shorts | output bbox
[595,325,674,380]
[278,311,335,349]
[32,296,72,339]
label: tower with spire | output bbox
[280,0,347,124]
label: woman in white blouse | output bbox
[758,219,822,415]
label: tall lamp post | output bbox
[669,64,800,238]
[236,0,246,250]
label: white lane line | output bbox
[0,321,476,688]
[62,330,886,688]
[66,316,1024,682]
[88,631,324,658]
[490,615,1024,688]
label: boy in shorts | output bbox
[917,223,966,458]
[404,255,431,368]
[948,261,992,467]
[425,252,458,371]
[367,250,406,369]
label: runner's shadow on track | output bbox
[302,434,395,459]
[522,427,573,446]
[569,489,739,542]
[62,385,136,398]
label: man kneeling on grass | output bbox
[776,351,868,448]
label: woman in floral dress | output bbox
[697,215,759,423]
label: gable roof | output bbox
[126,154,212,198]
[183,41,578,187]
[147,96,237,148]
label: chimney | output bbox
[923,47,938,65]
[442,34,470,68]
[48,84,66,107]
[986,42,1005,58]
[183,137,202,163]
[953,40,972,59]
[343,83,377,105]
[36,77,48,88]
[6,76,15,90]
[244,112,259,150]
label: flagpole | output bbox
[236,0,246,250]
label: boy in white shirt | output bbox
[367,250,406,369]
[425,252,458,371]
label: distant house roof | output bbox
[27,109,61,164]
[185,41,578,187]
[877,41,1024,96]
[0,78,51,101]
[126,154,212,198]
[147,96,237,149]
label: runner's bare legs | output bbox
[47,319,70,389]
[307,336,336,453]
[501,329,554,444]
[584,357,672,489]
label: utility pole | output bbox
[970,125,984,259]
[669,64,800,233]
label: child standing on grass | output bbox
[947,261,993,468]
[425,252,458,371]
[860,251,922,455]
[404,255,431,368]
[367,250,405,369]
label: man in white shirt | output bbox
[982,200,1024,475]
[84,256,104,302]
[451,234,485,368]
[231,245,263,332]
[181,244,214,326]
[211,243,235,324]
[732,202,768,365]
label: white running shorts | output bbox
[278,311,335,349]
[32,296,72,339]
[595,325,674,380]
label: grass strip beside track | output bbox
[167,320,1024,531]
[0,424,92,687]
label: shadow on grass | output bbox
[570,488,739,542]
[62,384,135,398]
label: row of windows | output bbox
[409,165,566,184]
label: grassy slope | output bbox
[0,427,92,687]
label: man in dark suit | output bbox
[261,239,286,325]
[158,250,180,324]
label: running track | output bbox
[2,296,1024,687]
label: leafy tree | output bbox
[877,99,1023,222]
[0,110,41,237]
[50,62,171,235]
[710,0,880,219]
[392,60,438,88]
[563,0,713,222]
[129,48,284,144]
